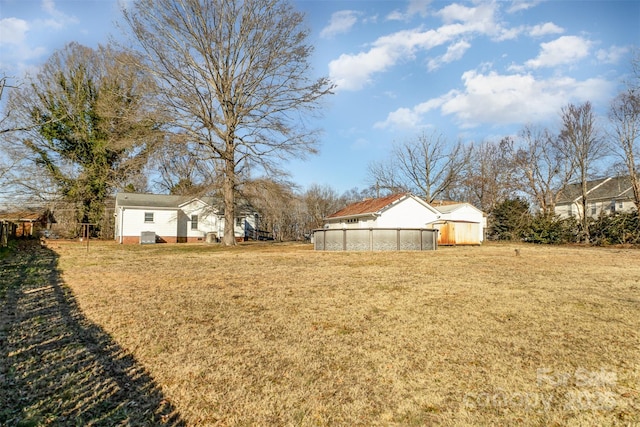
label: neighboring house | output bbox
[0,209,56,238]
[114,193,258,244]
[322,193,485,245]
[555,176,637,220]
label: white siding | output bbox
[554,203,574,219]
[121,208,179,238]
[324,217,366,229]
[180,200,219,239]
[375,197,439,228]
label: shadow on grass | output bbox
[0,241,184,426]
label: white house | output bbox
[322,193,485,245]
[114,193,257,244]
[555,176,637,219]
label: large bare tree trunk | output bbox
[222,152,236,246]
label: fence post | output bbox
[342,229,347,251]
[1,221,8,248]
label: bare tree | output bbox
[302,184,343,232]
[609,53,640,211]
[461,138,517,213]
[122,0,333,245]
[514,125,574,214]
[559,102,606,241]
[366,160,406,197]
[150,136,222,196]
[0,75,18,132]
[368,131,469,202]
[243,177,300,241]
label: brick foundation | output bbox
[118,235,208,244]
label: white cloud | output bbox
[528,22,564,37]
[387,0,431,21]
[329,3,501,91]
[329,43,401,91]
[596,45,630,64]
[376,70,613,130]
[39,0,78,30]
[495,25,524,41]
[375,98,445,129]
[0,0,78,75]
[494,22,563,42]
[525,35,591,69]
[386,10,406,21]
[0,17,29,46]
[427,39,471,71]
[0,17,47,72]
[375,107,421,129]
[320,10,360,39]
[41,0,57,14]
[507,1,541,14]
[435,2,498,34]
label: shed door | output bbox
[438,222,456,245]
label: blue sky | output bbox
[1,0,639,194]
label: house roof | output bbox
[115,192,256,215]
[431,200,464,207]
[116,193,217,209]
[327,193,407,219]
[435,202,483,215]
[557,176,634,203]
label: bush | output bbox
[488,198,531,241]
[589,211,640,245]
[523,213,578,244]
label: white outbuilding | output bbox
[320,193,485,247]
[429,202,486,245]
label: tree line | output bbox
[366,54,639,244]
[0,0,637,245]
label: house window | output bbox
[346,218,359,224]
[618,200,624,210]
[610,200,616,213]
[591,202,597,216]
[144,212,154,223]
[236,217,243,227]
[191,214,198,230]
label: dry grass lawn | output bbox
[22,241,640,425]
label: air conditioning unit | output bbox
[140,231,156,244]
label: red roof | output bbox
[327,193,407,218]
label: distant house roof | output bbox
[557,176,634,203]
[0,210,55,223]
[327,193,407,219]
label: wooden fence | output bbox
[0,220,17,248]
